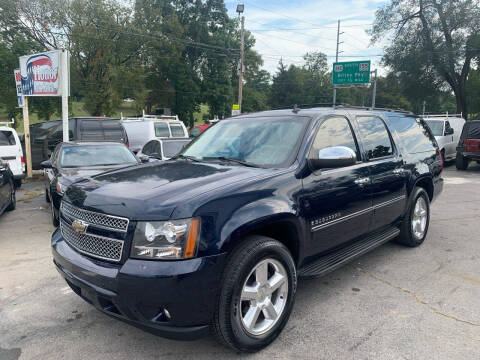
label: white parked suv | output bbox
[121,113,188,153]
[0,126,25,188]
[424,114,465,162]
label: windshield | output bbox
[181,116,309,167]
[60,145,137,168]
[163,140,190,158]
[425,120,444,136]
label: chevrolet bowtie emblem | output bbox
[72,220,88,233]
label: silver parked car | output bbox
[424,114,465,161]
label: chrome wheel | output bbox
[411,196,428,239]
[239,258,288,336]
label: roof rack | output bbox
[0,118,15,127]
[120,110,180,122]
[423,112,463,119]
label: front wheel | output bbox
[456,153,469,170]
[212,236,297,352]
[6,181,16,211]
[396,187,430,247]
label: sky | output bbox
[224,0,389,76]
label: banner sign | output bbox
[14,70,24,107]
[19,50,61,96]
[332,60,371,85]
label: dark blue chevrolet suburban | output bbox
[51,107,443,352]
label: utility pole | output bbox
[333,20,343,108]
[371,69,377,109]
[237,4,245,113]
[422,100,426,116]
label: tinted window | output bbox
[102,120,124,140]
[152,141,162,156]
[183,116,309,167]
[310,117,359,160]
[60,145,137,167]
[163,140,191,158]
[386,116,436,154]
[154,123,170,137]
[425,120,444,137]
[80,120,103,140]
[357,116,393,159]
[466,122,480,139]
[142,140,156,155]
[0,130,16,146]
[170,124,185,137]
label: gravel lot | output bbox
[1,164,479,360]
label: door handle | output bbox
[354,177,370,186]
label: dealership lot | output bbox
[1,165,479,360]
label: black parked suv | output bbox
[51,107,443,352]
[26,117,129,169]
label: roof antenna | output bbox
[292,104,300,114]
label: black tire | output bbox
[396,187,430,247]
[14,179,22,189]
[45,188,51,203]
[212,236,297,353]
[456,153,469,170]
[6,181,16,211]
[51,201,59,227]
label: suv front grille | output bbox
[61,202,129,232]
[60,219,124,262]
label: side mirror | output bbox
[41,160,53,169]
[138,155,150,163]
[309,146,357,171]
[444,127,454,135]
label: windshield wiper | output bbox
[202,156,262,168]
[174,154,202,162]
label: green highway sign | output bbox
[332,61,371,85]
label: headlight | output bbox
[131,218,201,260]
[56,182,66,194]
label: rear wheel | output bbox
[212,236,296,352]
[456,153,469,170]
[396,187,430,247]
[6,181,16,211]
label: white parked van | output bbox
[424,114,465,161]
[121,113,188,153]
[0,125,25,188]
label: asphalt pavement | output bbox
[1,164,479,360]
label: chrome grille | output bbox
[60,220,124,262]
[61,202,129,232]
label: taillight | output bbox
[21,156,25,164]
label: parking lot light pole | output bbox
[237,4,245,113]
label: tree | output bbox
[371,0,480,118]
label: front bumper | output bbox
[13,173,25,180]
[51,229,226,340]
[460,152,480,160]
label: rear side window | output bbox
[102,120,124,141]
[385,116,436,154]
[80,120,103,141]
[465,122,480,139]
[356,116,393,159]
[0,131,16,146]
[154,123,170,137]
[170,124,185,137]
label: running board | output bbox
[298,227,400,277]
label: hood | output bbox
[59,164,136,185]
[64,160,273,220]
